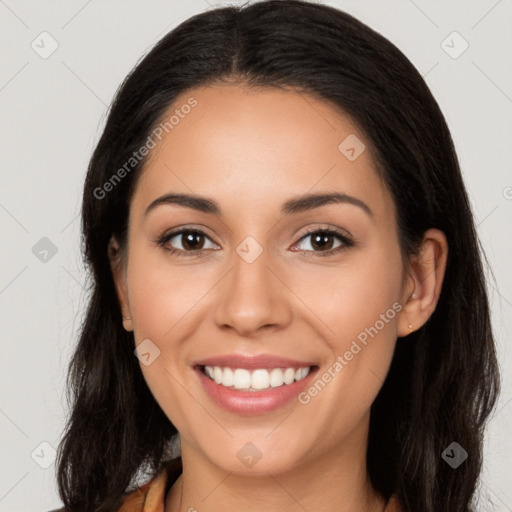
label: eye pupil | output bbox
[312,233,334,251]
[183,232,204,250]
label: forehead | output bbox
[131,83,394,220]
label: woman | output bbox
[54,1,500,511]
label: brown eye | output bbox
[179,231,206,250]
[309,232,335,251]
[158,229,219,255]
[292,228,354,257]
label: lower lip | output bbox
[195,366,317,415]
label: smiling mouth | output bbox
[199,365,315,392]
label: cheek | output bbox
[295,242,403,345]
[124,247,217,420]
[296,290,401,447]
[125,246,209,339]
[124,252,199,429]
[296,241,403,413]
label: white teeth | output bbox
[283,368,295,385]
[269,368,284,387]
[251,369,270,390]
[221,367,234,387]
[213,366,223,385]
[203,365,312,391]
[233,369,251,389]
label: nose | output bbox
[213,241,293,338]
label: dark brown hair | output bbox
[56,1,501,511]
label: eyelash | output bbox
[157,227,354,258]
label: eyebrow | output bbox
[144,192,373,218]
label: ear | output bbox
[108,236,133,332]
[397,228,448,337]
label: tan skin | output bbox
[109,83,448,512]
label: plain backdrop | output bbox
[1,0,511,510]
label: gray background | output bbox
[1,0,511,510]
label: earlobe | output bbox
[108,236,133,332]
[122,316,133,332]
[397,228,448,337]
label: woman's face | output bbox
[111,83,416,475]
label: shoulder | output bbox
[47,458,183,512]
[118,458,182,511]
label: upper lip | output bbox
[194,354,317,370]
